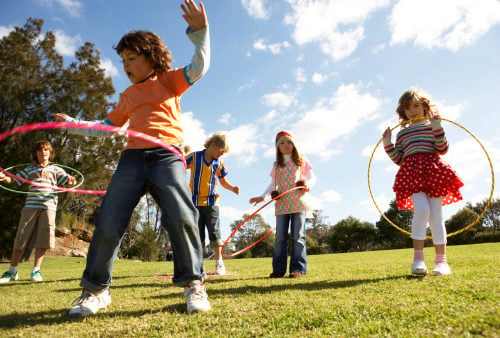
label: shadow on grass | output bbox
[0,274,426,328]
[0,309,75,328]
[211,274,411,296]
[0,303,193,328]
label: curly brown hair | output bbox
[114,30,173,73]
[396,88,436,121]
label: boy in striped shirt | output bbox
[186,132,239,275]
[0,140,75,283]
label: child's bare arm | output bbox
[219,177,239,195]
[181,0,207,31]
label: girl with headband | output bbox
[382,88,464,276]
[250,131,316,278]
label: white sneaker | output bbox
[0,271,18,283]
[411,260,428,275]
[432,262,451,276]
[69,288,112,317]
[215,260,226,275]
[184,280,211,314]
[30,270,43,282]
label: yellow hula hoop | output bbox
[367,117,495,239]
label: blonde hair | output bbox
[396,88,436,121]
[204,132,230,153]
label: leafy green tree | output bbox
[446,208,479,245]
[0,18,124,258]
[306,209,331,245]
[466,198,499,232]
[124,224,160,262]
[228,213,272,258]
[375,200,413,249]
[329,216,376,252]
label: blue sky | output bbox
[2,0,499,241]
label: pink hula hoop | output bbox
[222,186,305,258]
[0,122,186,195]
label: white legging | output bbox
[410,192,447,244]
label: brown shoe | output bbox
[269,271,285,278]
[289,271,302,278]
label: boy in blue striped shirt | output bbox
[0,140,75,283]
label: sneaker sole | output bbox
[412,269,428,276]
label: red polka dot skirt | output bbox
[393,153,464,210]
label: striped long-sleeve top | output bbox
[13,163,72,211]
[384,123,448,165]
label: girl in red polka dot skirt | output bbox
[383,88,464,276]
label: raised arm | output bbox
[181,0,207,31]
[182,1,210,85]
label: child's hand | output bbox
[233,186,240,195]
[53,113,70,122]
[249,196,264,206]
[382,127,392,146]
[0,171,12,184]
[295,180,309,194]
[430,114,442,130]
[181,0,207,31]
[67,176,77,186]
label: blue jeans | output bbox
[272,212,307,274]
[81,148,203,289]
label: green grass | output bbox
[0,243,498,337]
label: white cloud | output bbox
[446,138,495,182]
[360,192,392,216]
[312,72,326,85]
[100,58,119,78]
[241,0,271,19]
[181,112,208,150]
[258,109,279,124]
[253,38,291,54]
[54,30,82,56]
[224,124,261,166]
[38,0,83,17]
[0,25,14,39]
[218,113,233,125]
[294,67,307,83]
[389,0,500,51]
[371,43,386,54]
[238,79,257,91]
[284,0,390,60]
[262,91,297,110]
[292,83,383,159]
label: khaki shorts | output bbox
[13,208,56,250]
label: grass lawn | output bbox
[0,243,498,337]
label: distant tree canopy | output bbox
[0,18,125,258]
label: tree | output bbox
[466,198,499,232]
[446,208,479,245]
[329,216,376,252]
[228,213,272,258]
[306,209,331,245]
[375,200,413,249]
[0,18,124,258]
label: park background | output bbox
[0,0,499,259]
